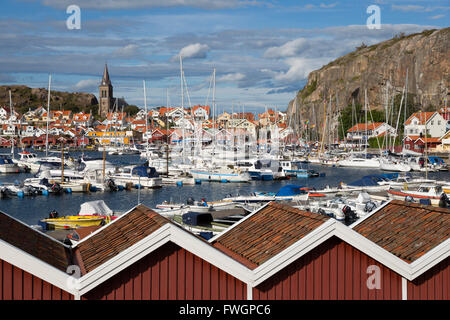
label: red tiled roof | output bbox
[347,122,384,133]
[353,200,450,263]
[73,205,170,274]
[192,105,210,114]
[404,112,436,125]
[211,202,330,269]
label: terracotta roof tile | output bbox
[353,200,450,263]
[0,211,72,271]
[211,202,330,269]
[74,205,170,273]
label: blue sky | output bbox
[0,0,448,113]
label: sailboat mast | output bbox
[166,88,169,177]
[45,75,51,157]
[180,55,185,161]
[365,89,368,156]
[213,68,216,153]
[143,80,148,148]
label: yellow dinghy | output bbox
[41,215,105,230]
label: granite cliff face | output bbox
[287,27,449,133]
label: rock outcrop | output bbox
[287,27,450,134]
[0,85,98,114]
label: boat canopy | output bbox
[0,157,14,164]
[79,200,113,216]
[428,156,445,165]
[276,185,306,197]
[380,173,399,180]
[131,166,159,178]
[348,175,388,187]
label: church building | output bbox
[98,64,114,117]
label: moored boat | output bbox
[387,184,445,206]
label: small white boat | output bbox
[0,154,20,173]
[108,165,162,189]
[337,155,380,168]
[190,166,251,183]
[387,184,445,206]
[379,158,411,172]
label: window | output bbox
[431,121,434,125]
[438,121,441,125]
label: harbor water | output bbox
[1,150,450,226]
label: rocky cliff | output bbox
[0,85,98,114]
[287,27,449,135]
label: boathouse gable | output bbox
[0,210,77,298]
[0,201,448,300]
[70,204,252,298]
[211,201,449,299]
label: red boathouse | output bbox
[0,201,448,300]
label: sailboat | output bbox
[337,89,380,168]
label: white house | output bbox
[346,122,396,141]
[73,112,93,127]
[404,111,446,138]
[191,105,210,121]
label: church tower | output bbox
[98,64,113,117]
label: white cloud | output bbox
[430,14,445,19]
[320,2,339,9]
[113,44,139,57]
[174,43,210,60]
[264,38,309,59]
[274,57,330,84]
[74,79,99,92]
[217,72,245,82]
[391,5,424,12]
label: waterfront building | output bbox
[404,111,446,138]
[0,200,447,300]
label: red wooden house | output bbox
[403,135,442,153]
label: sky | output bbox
[0,0,448,114]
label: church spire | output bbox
[101,63,111,85]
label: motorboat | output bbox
[0,154,20,173]
[379,157,411,172]
[387,184,445,206]
[0,183,40,197]
[107,165,162,188]
[379,174,436,189]
[24,170,90,193]
[82,169,120,192]
[190,166,251,183]
[223,185,326,203]
[337,155,380,168]
[13,151,75,173]
[23,177,64,194]
[40,215,105,230]
[280,160,323,178]
[341,175,392,192]
[79,155,115,172]
[235,159,274,181]
[40,200,118,231]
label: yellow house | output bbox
[87,130,132,144]
[436,130,450,152]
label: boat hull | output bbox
[41,215,105,230]
[387,189,441,205]
[190,170,250,183]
